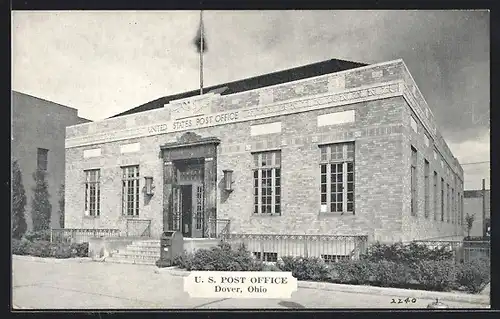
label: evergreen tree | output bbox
[31,169,52,231]
[12,160,27,239]
[58,183,65,228]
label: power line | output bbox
[460,161,490,166]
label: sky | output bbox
[12,10,490,190]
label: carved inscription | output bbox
[66,82,402,148]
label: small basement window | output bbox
[321,254,350,263]
[253,252,278,262]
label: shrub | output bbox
[31,169,52,231]
[12,160,28,239]
[12,238,89,259]
[26,240,52,257]
[277,256,329,281]
[184,242,264,271]
[12,238,31,255]
[371,260,414,288]
[411,260,456,291]
[172,251,194,270]
[70,242,89,257]
[22,230,51,242]
[328,260,375,285]
[455,257,490,293]
[262,263,281,272]
[362,242,454,264]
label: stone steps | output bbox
[105,239,161,265]
[105,256,157,265]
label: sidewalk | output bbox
[12,256,490,309]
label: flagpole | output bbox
[199,10,204,96]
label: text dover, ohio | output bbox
[184,271,298,299]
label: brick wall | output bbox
[12,91,89,230]
[64,59,463,243]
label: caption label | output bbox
[184,271,298,299]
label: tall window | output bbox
[446,183,450,223]
[433,172,438,220]
[320,142,355,214]
[122,166,140,216]
[253,151,281,215]
[451,188,455,224]
[37,148,49,171]
[410,146,418,216]
[84,169,100,216]
[441,178,445,221]
[424,159,430,218]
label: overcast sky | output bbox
[12,10,490,190]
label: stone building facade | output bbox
[12,91,90,230]
[64,58,464,243]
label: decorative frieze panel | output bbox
[65,81,403,149]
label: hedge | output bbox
[12,238,89,259]
[172,242,265,271]
[173,241,490,293]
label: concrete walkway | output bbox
[12,256,490,310]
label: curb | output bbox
[12,255,93,264]
[297,281,490,305]
[154,266,184,275]
[155,267,490,305]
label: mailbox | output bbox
[156,231,184,268]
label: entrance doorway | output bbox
[161,132,219,239]
[171,159,205,238]
[176,183,204,238]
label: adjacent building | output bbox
[12,91,90,230]
[464,189,490,238]
[64,58,465,244]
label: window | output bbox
[253,151,281,215]
[37,148,49,171]
[253,252,278,262]
[411,147,418,216]
[84,169,101,216]
[322,254,350,264]
[451,188,455,224]
[433,172,438,221]
[446,184,451,223]
[195,185,203,229]
[441,178,445,222]
[319,142,355,214]
[122,166,140,216]
[424,160,430,218]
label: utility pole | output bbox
[199,10,204,96]
[482,178,486,238]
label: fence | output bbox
[223,233,369,262]
[51,228,121,244]
[412,239,490,263]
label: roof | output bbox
[110,58,367,118]
[464,189,491,199]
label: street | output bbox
[12,257,489,309]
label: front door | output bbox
[180,185,192,237]
[191,182,204,238]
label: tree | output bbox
[12,160,27,239]
[464,213,475,239]
[58,184,65,228]
[31,169,52,231]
